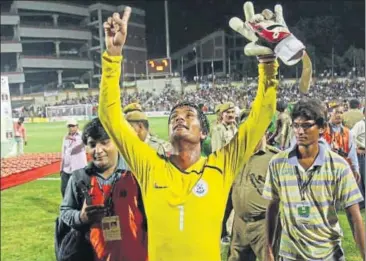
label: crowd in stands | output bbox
[12,79,365,118]
[142,79,365,112]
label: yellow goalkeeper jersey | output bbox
[99,52,278,261]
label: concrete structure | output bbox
[88,3,147,82]
[170,29,249,81]
[1,1,147,95]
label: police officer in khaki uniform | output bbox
[209,104,223,136]
[228,136,281,261]
[211,102,237,151]
[123,103,172,156]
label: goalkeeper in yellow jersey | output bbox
[98,2,310,261]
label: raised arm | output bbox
[98,8,161,187]
[215,61,278,183]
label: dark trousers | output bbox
[357,153,365,209]
[222,188,234,238]
[60,171,72,198]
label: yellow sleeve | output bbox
[212,61,278,186]
[98,51,162,189]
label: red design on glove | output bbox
[247,22,291,44]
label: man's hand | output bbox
[353,171,361,184]
[80,200,108,224]
[265,251,275,261]
[103,6,132,56]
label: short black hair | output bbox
[82,117,110,145]
[168,101,210,135]
[291,99,326,128]
[19,117,24,122]
[349,99,360,109]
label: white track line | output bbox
[37,177,61,181]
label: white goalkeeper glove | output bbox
[229,2,312,93]
[229,2,275,63]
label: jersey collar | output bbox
[288,142,326,167]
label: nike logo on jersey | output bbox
[154,182,168,189]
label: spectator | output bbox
[263,99,365,261]
[60,119,87,197]
[13,117,27,156]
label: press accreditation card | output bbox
[102,216,122,241]
[296,202,311,223]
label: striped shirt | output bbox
[263,143,363,260]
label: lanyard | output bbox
[96,172,121,216]
[294,166,317,201]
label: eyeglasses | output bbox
[292,122,316,130]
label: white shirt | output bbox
[351,118,365,149]
[61,131,87,174]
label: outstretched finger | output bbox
[121,6,131,32]
[274,4,287,26]
[121,6,132,24]
[229,17,257,42]
[243,1,255,22]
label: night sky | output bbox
[3,0,365,58]
[93,0,365,58]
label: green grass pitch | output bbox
[1,118,363,261]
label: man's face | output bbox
[222,108,236,124]
[128,121,148,141]
[330,106,344,124]
[293,117,323,147]
[68,125,78,135]
[86,137,118,171]
[169,106,205,144]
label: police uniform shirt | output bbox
[232,145,279,220]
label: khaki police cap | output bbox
[123,103,143,114]
[220,102,235,113]
[125,110,148,121]
[215,104,222,114]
